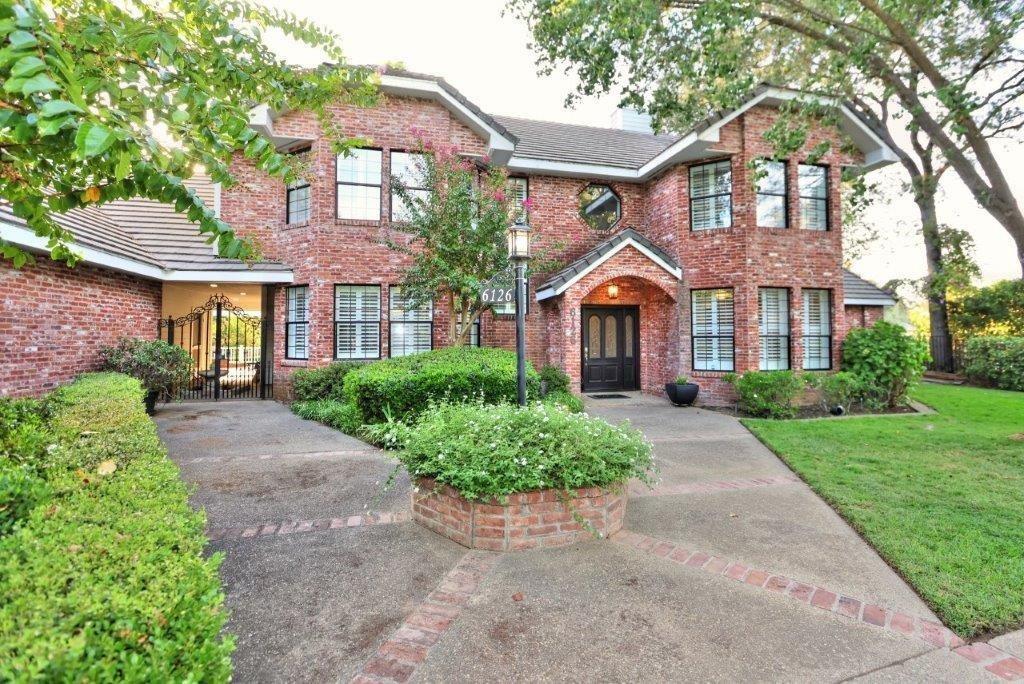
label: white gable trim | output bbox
[844,297,896,306]
[535,238,682,301]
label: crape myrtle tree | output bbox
[508,0,1024,371]
[387,135,539,346]
[0,0,377,268]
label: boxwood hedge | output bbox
[0,373,233,681]
[965,336,1024,391]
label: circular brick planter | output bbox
[411,478,626,551]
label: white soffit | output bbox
[535,238,682,301]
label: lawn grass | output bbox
[743,383,1024,638]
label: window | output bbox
[334,285,380,359]
[579,184,621,231]
[285,285,309,360]
[755,160,787,228]
[492,278,528,316]
[802,288,832,369]
[456,312,481,347]
[691,289,734,371]
[390,151,429,221]
[286,182,311,224]
[509,177,528,225]
[759,288,790,370]
[388,287,432,357]
[798,164,828,230]
[690,160,732,230]
[337,148,382,221]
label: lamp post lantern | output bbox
[507,224,531,406]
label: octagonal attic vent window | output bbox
[579,184,621,231]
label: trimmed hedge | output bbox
[291,361,363,402]
[0,374,233,681]
[964,336,1024,391]
[724,370,804,419]
[343,347,541,423]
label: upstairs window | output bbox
[690,160,732,230]
[334,285,380,359]
[798,164,829,230]
[755,160,787,228]
[509,177,528,225]
[337,148,382,221]
[285,285,309,360]
[286,182,311,224]
[691,288,735,371]
[759,287,790,370]
[579,184,621,231]
[389,287,432,357]
[802,288,832,369]
[390,151,429,222]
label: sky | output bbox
[259,0,1023,287]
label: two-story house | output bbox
[0,68,896,401]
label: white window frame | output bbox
[334,285,381,360]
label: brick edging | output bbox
[207,511,410,541]
[614,530,1024,681]
[351,551,498,683]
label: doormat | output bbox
[587,393,630,399]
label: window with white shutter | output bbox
[285,285,309,360]
[690,161,732,230]
[509,177,528,225]
[802,288,832,369]
[388,287,432,357]
[390,151,429,222]
[798,164,829,230]
[691,289,735,371]
[334,285,381,359]
[456,311,481,347]
[759,288,790,370]
[755,160,787,228]
[337,148,382,221]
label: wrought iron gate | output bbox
[159,293,265,400]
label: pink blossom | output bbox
[493,189,506,203]
[522,196,535,210]
[481,155,491,164]
[410,126,425,138]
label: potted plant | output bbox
[100,338,193,414]
[665,375,699,406]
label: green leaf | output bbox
[39,100,83,118]
[75,123,117,157]
[11,55,46,78]
[115,151,132,180]
[20,73,59,95]
[37,115,72,136]
[7,29,37,50]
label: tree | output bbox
[509,0,1024,276]
[0,0,377,268]
[386,137,531,346]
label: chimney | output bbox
[610,107,654,134]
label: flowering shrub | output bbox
[394,401,654,501]
[964,336,1024,391]
[724,370,804,419]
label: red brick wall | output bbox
[0,257,161,397]
[844,305,884,329]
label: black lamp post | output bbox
[507,224,531,406]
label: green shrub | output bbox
[0,397,49,465]
[100,337,192,397]
[343,347,540,423]
[396,401,654,501]
[725,370,804,419]
[542,390,584,413]
[0,460,50,537]
[539,364,570,394]
[291,362,363,402]
[805,372,867,412]
[292,399,363,435]
[964,336,1024,391]
[0,373,232,681]
[842,321,929,407]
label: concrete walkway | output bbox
[156,398,1010,683]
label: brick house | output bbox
[0,69,896,402]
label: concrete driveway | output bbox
[156,397,1016,683]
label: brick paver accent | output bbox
[351,551,498,683]
[628,474,802,498]
[207,511,410,541]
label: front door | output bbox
[582,306,639,392]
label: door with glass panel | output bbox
[581,306,639,392]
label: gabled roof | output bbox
[843,269,897,306]
[536,228,681,301]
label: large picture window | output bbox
[285,285,309,360]
[691,289,735,371]
[798,164,829,230]
[759,287,790,370]
[334,285,380,359]
[389,287,432,357]
[755,160,787,228]
[690,160,732,230]
[337,148,382,221]
[802,288,832,369]
[390,151,429,222]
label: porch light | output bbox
[607,283,620,300]
[209,283,218,288]
[507,224,531,261]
